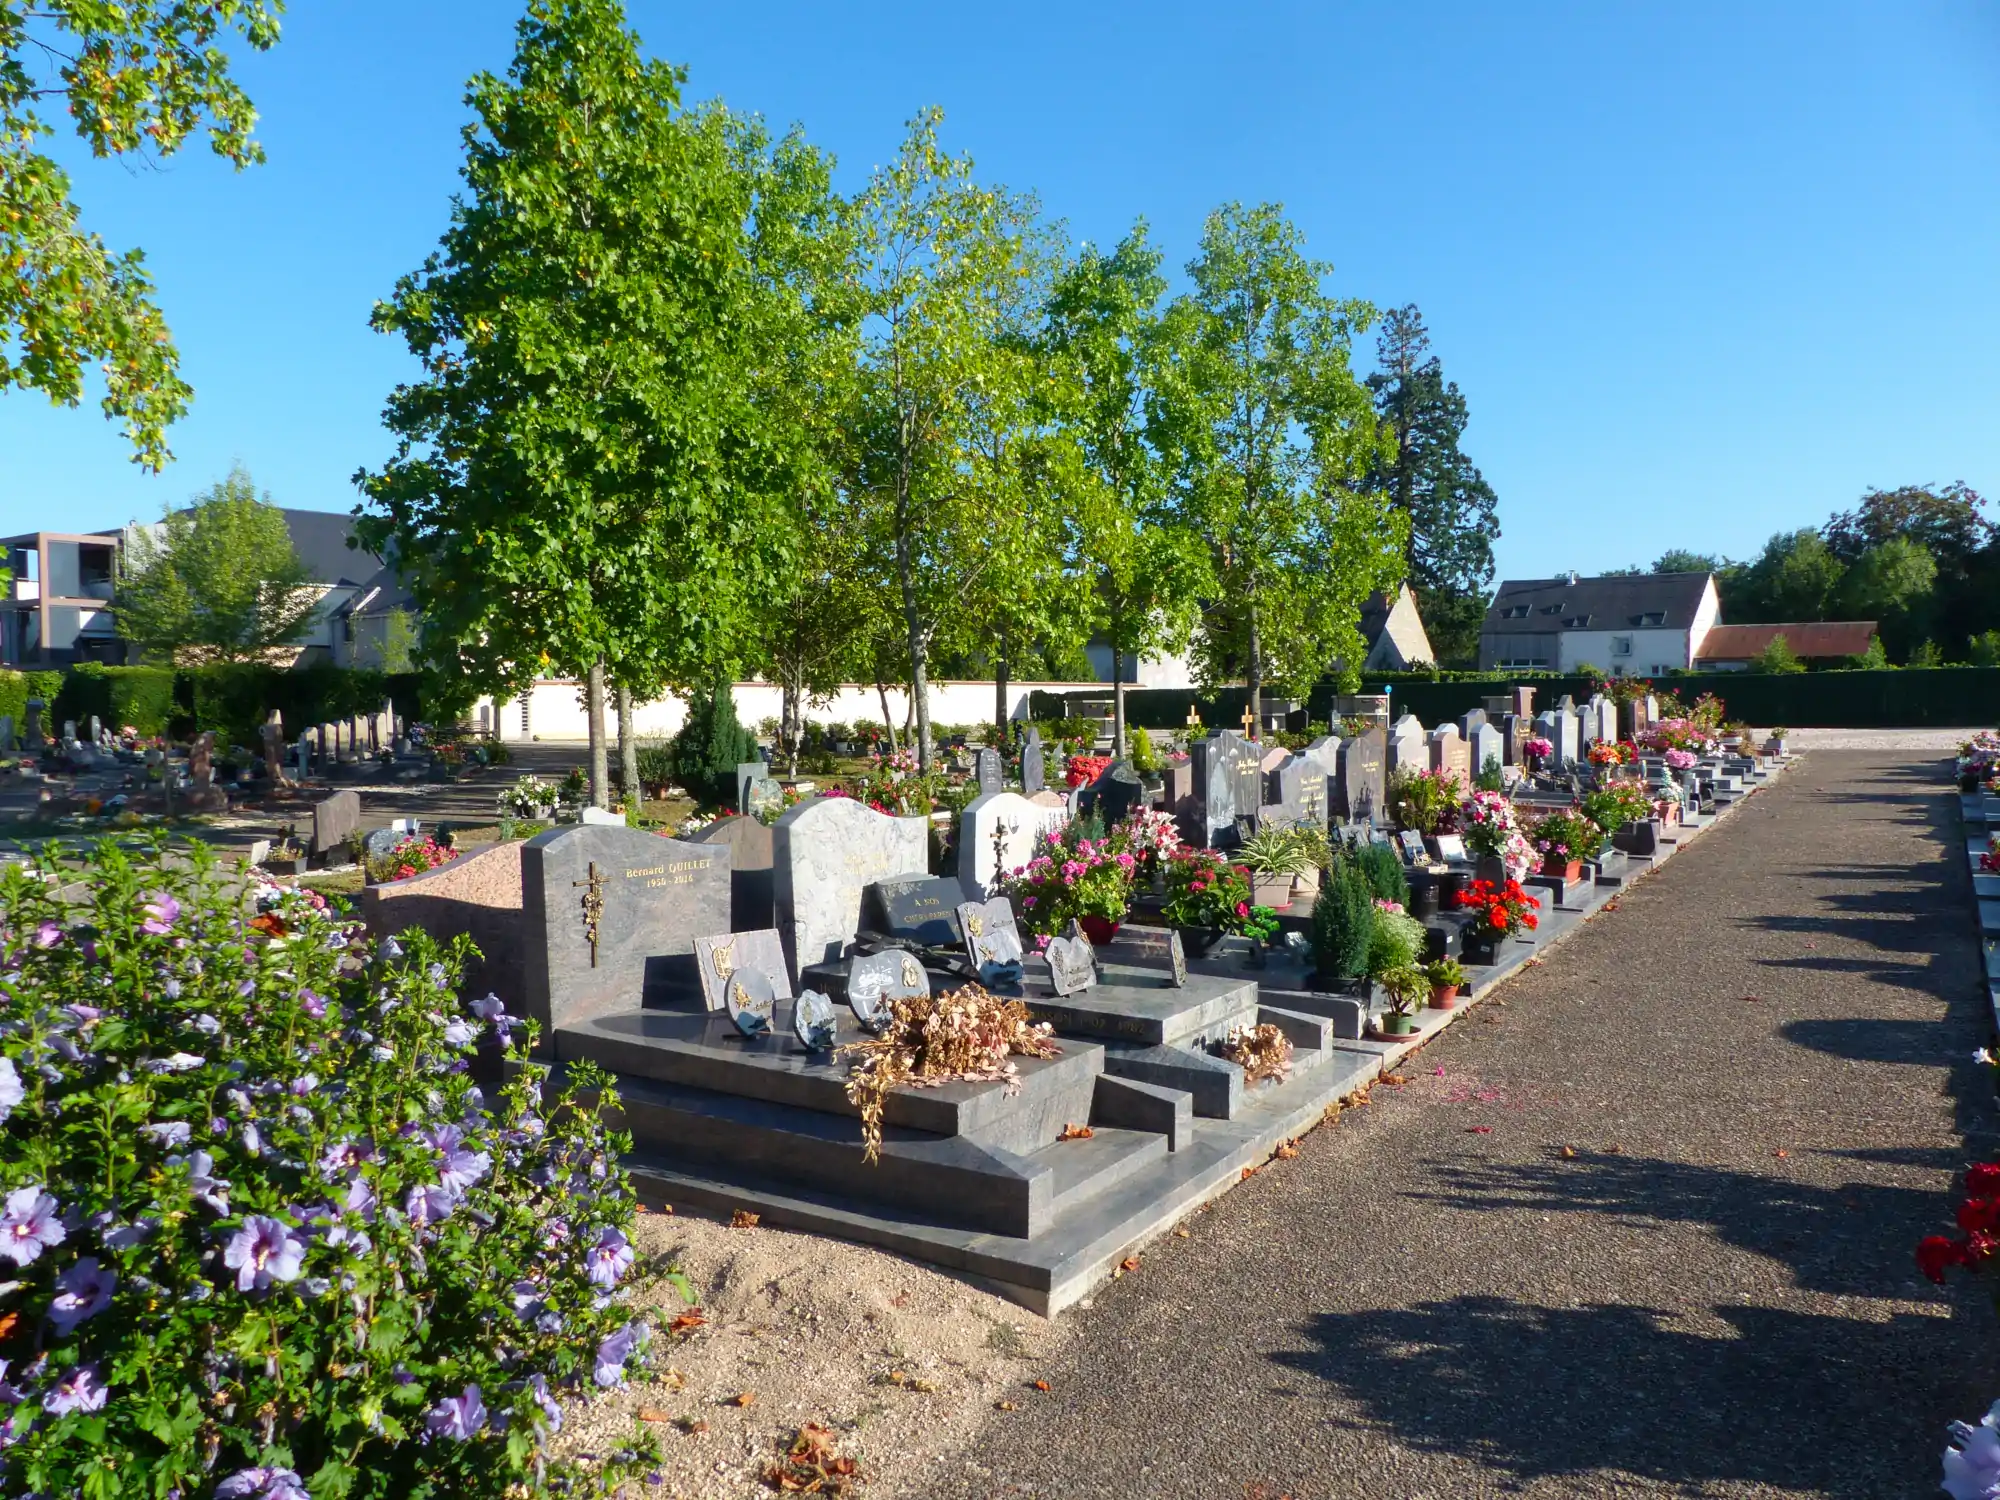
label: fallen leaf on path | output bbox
[1381,1074,1407,1086]
[1173,1227,1191,1239]
[638,1407,676,1424]
[730,1210,761,1229]
[1524,957,1543,967]
[1274,1141,1299,1159]
[1057,1122,1095,1141]
[995,1399,1019,1411]
[1607,1143,1625,1154]
[1559,1146,1577,1160]
[667,1311,706,1337]
[1031,1379,1051,1392]
[1740,995,1762,1003]
[1774,1149,1789,1158]
[676,1417,708,1435]
[1466,1126,1493,1135]
[880,1369,937,1392]
[762,1422,860,1494]
[1241,1166,1260,1180]
[728,1390,757,1408]
[1120,1256,1142,1272]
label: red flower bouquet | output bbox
[1453,877,1541,940]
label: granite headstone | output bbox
[772,795,930,971]
[685,814,776,932]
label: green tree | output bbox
[672,674,756,809]
[1750,633,1805,674]
[1149,203,1405,725]
[116,466,318,661]
[1848,634,1889,670]
[1040,223,1205,757]
[1734,529,1846,622]
[2,2,282,467]
[356,0,814,806]
[1836,535,1937,658]
[1653,550,1724,573]
[842,108,1066,773]
[1365,304,1498,664]
[1970,629,2000,668]
[1823,482,1992,565]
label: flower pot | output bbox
[1407,869,1440,920]
[1379,1012,1417,1037]
[1461,931,1500,966]
[263,857,302,877]
[1612,818,1660,857]
[1540,857,1583,882]
[1180,926,1230,958]
[1437,869,1469,908]
[1291,867,1320,902]
[1429,984,1460,1010]
[1474,854,1506,887]
[1078,916,1122,947]
[1251,873,1293,908]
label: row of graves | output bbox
[357,688,1790,1313]
[1952,734,2000,1040]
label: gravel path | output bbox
[911,751,1999,1500]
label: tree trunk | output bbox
[1245,601,1262,740]
[616,685,639,810]
[911,653,933,776]
[781,675,800,777]
[586,659,609,809]
[876,679,899,755]
[994,630,1010,754]
[1112,643,1127,760]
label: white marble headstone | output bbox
[958,790,1067,898]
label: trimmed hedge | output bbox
[55,664,178,737]
[1033,668,2000,731]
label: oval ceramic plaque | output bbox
[725,968,776,1038]
[792,988,837,1051]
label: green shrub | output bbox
[58,665,178,739]
[633,738,676,794]
[1354,841,1410,907]
[1129,724,1160,775]
[1309,857,1374,979]
[1367,906,1426,977]
[0,839,663,1498]
[671,678,757,809]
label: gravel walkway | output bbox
[912,751,1999,1500]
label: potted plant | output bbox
[1308,856,1375,992]
[1376,964,1429,1036]
[1460,789,1533,886]
[261,826,306,878]
[1426,956,1465,1009]
[1521,734,1554,774]
[1529,807,1603,881]
[1002,823,1136,943]
[1582,783,1656,855]
[1452,877,1541,965]
[1389,767,1463,836]
[1162,847,1272,952]
[1237,826,1316,909]
[1766,726,1790,756]
[1367,902,1427,985]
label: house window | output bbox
[1500,605,1530,620]
[1612,635,1633,657]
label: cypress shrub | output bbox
[1310,855,1374,980]
[672,677,757,809]
[1355,841,1410,908]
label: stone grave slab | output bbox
[310,789,360,860]
[974,747,1005,795]
[1020,728,1046,795]
[522,824,730,1046]
[358,840,525,1009]
[773,796,930,971]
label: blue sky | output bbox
[3,1,1996,585]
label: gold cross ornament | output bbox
[573,861,606,967]
[1241,704,1257,736]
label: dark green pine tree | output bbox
[1365,305,1500,665]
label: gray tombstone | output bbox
[772,796,930,972]
[23,699,44,750]
[1165,760,1196,835]
[1428,724,1470,785]
[1583,694,1609,749]
[1388,714,1427,776]
[518,824,731,1045]
[579,807,624,826]
[310,790,361,859]
[694,928,794,1012]
[686,814,776,931]
[1079,758,1144,828]
[745,775,784,822]
[846,949,929,1033]
[0,715,14,753]
[1458,707,1488,747]
[1557,707,1581,767]
[974,747,1004,795]
[1470,722,1504,781]
[1336,727,1387,824]
[734,761,767,815]
[1186,732,1258,847]
[1499,714,1525,768]
[957,896,1026,972]
[87,715,101,745]
[864,872,968,947]
[1019,727,1046,796]
[1533,709,1562,767]
[1273,752,1328,829]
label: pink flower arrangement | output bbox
[1522,736,1554,760]
[1663,748,1697,770]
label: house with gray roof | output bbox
[1478,571,1721,675]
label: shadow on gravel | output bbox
[1782,1016,1968,1066]
[1406,1152,1941,1301]
[1273,1295,1961,1497]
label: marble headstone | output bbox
[519,824,730,1044]
[686,815,776,931]
[1019,728,1046,796]
[694,928,794,1012]
[310,790,361,859]
[1388,714,1427,776]
[1186,731,1262,847]
[792,989,838,1051]
[958,790,1067,897]
[1428,724,1470,785]
[1271,752,1328,829]
[974,747,1004,795]
[1470,722,1504,781]
[1336,727,1387,824]
[772,796,930,971]
[1079,758,1145,828]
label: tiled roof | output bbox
[1694,621,1877,660]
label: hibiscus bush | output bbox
[0,839,662,1500]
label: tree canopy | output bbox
[1,1,282,467]
[117,467,319,662]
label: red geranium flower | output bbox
[1969,1163,2000,1196]
[1919,1233,1968,1283]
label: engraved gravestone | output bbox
[846,949,929,1032]
[1186,732,1262,848]
[957,896,1025,967]
[519,824,730,1045]
[974,747,1005,795]
[1459,707,1488,747]
[864,872,968,947]
[958,789,1066,898]
[1272,753,1328,829]
[1470,722,1504,781]
[1398,829,1429,864]
[22,699,43,750]
[1336,726,1387,824]
[735,761,768,815]
[1019,727,1046,796]
[1533,710,1563,767]
[745,775,783,822]
[1388,714,1427,776]
[1429,724,1471,786]
[772,796,930,971]
[1500,714,1525,767]
[694,929,794,1012]
[1043,931,1097,995]
[685,815,775,932]
[310,789,361,860]
[1166,760,1196,834]
[1079,758,1144,828]
[1559,706,1582,767]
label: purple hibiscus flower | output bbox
[0,1186,63,1266]
[177,1151,231,1213]
[524,1372,562,1433]
[140,1121,191,1148]
[422,1124,490,1193]
[593,1322,645,1387]
[139,893,182,936]
[223,1215,306,1292]
[426,1383,486,1441]
[403,1183,460,1227]
[31,921,62,949]
[43,1361,108,1415]
[584,1227,634,1289]
[215,1467,309,1500]
[318,1137,374,1180]
[0,1058,20,1126]
[48,1256,117,1334]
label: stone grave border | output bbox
[1952,764,2000,1041]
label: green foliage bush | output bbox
[672,679,757,809]
[633,739,676,794]
[1354,841,1409,907]
[56,664,179,736]
[0,840,662,1498]
[1309,856,1374,980]
[1128,724,1160,775]
[1367,906,1426,978]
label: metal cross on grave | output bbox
[573,862,606,968]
